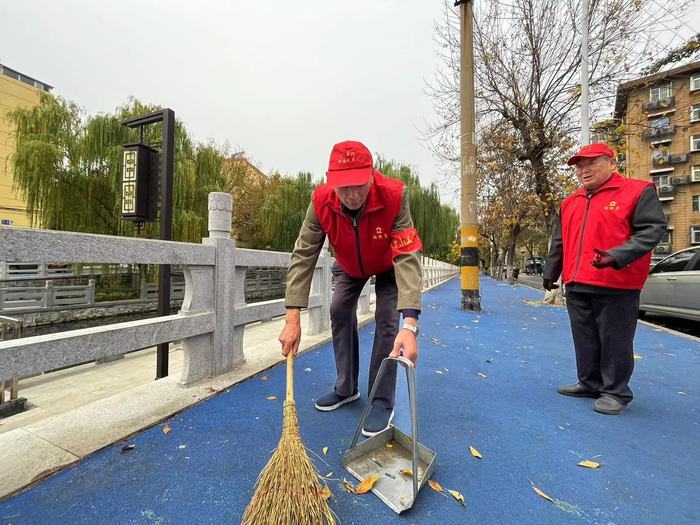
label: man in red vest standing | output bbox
[280,140,423,436]
[544,142,667,415]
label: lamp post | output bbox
[122,109,175,379]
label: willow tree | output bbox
[260,172,318,252]
[8,95,230,242]
[377,158,459,261]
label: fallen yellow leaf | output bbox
[436,370,443,375]
[400,469,413,477]
[633,354,643,359]
[162,425,171,434]
[266,395,277,400]
[205,387,216,393]
[385,442,393,448]
[448,489,466,506]
[322,447,329,455]
[478,372,487,378]
[578,460,600,469]
[325,471,333,478]
[356,475,379,494]
[342,478,356,494]
[529,481,554,503]
[428,480,445,494]
[469,446,483,459]
[320,486,332,500]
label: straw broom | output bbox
[242,353,335,525]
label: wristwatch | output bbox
[401,322,419,337]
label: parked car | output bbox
[639,246,700,322]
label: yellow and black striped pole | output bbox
[457,0,481,311]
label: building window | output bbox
[691,226,700,244]
[660,230,673,245]
[692,135,700,152]
[693,165,700,182]
[692,105,700,123]
[650,82,672,102]
[693,195,700,213]
[650,116,670,128]
[652,174,672,188]
[691,74,700,92]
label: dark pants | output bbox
[565,290,640,404]
[330,263,400,409]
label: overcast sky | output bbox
[1,1,452,198]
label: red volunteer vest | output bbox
[313,171,422,278]
[561,173,654,290]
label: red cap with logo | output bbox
[567,142,615,166]
[326,140,374,188]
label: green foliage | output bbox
[8,95,230,242]
[260,172,318,252]
[377,157,459,261]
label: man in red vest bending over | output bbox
[280,140,423,436]
[544,142,666,415]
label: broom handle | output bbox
[286,352,294,401]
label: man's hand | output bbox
[542,278,559,291]
[389,319,418,366]
[591,248,616,269]
[279,308,302,357]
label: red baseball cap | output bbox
[567,142,615,165]
[326,141,374,188]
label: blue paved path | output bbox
[1,278,699,524]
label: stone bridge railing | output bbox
[0,192,458,388]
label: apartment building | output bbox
[0,63,53,227]
[609,61,700,260]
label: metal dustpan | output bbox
[342,356,437,514]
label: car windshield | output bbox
[651,249,697,273]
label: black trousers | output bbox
[565,290,640,404]
[330,263,400,409]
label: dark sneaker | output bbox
[557,383,599,398]
[362,404,395,437]
[593,396,625,415]
[314,390,360,412]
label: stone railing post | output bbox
[309,239,331,334]
[180,192,244,385]
[88,279,96,305]
[44,281,54,308]
[0,261,6,280]
[358,280,371,314]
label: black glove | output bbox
[591,248,616,269]
[542,278,559,291]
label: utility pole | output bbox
[456,0,481,311]
[580,0,590,145]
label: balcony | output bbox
[642,125,676,141]
[643,96,675,111]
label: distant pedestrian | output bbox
[544,142,666,415]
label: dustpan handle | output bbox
[351,356,419,502]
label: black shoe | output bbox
[362,404,395,437]
[557,383,600,398]
[314,390,360,412]
[593,396,625,415]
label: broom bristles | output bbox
[242,400,336,525]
